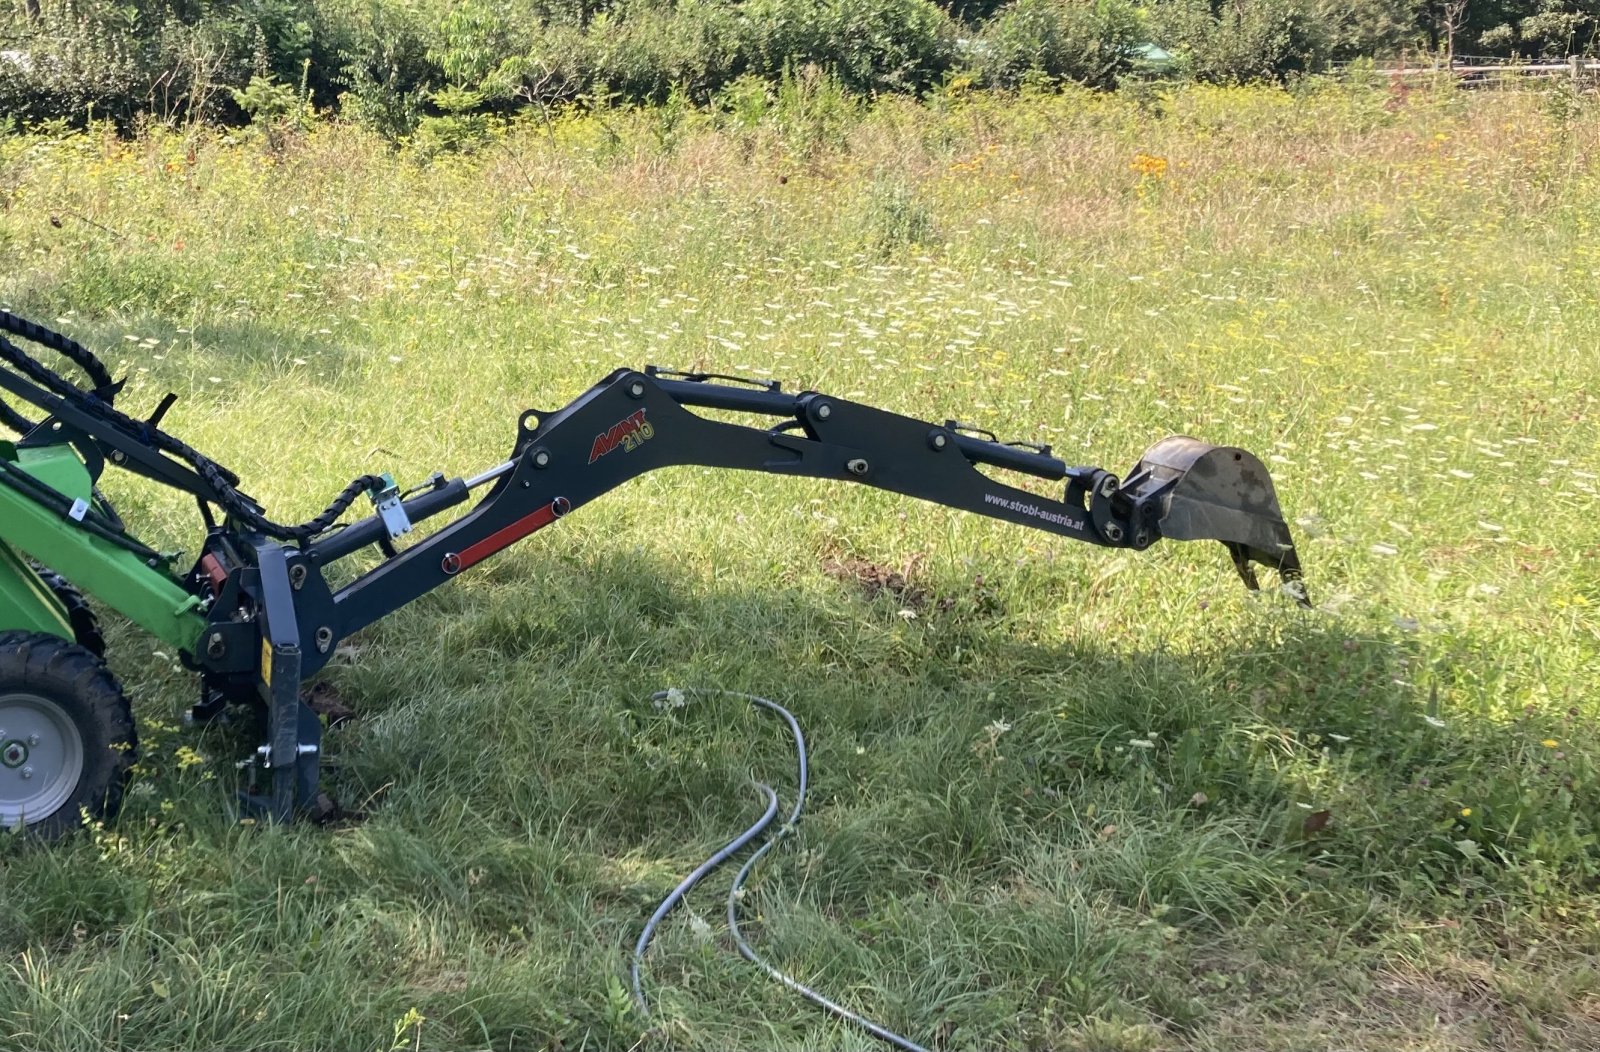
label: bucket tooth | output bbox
[1130,437,1308,605]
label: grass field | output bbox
[1,79,1598,1051]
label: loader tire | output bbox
[0,631,136,839]
[33,569,106,658]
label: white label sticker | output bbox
[67,498,90,522]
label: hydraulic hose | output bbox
[0,309,114,434]
[632,687,928,1052]
[630,781,779,1014]
[0,312,381,540]
[0,458,164,563]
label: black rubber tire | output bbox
[0,631,136,839]
[32,569,106,657]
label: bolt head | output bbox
[534,450,551,468]
[20,767,32,780]
[629,380,645,398]
[932,433,947,449]
[816,403,832,420]
[27,735,39,747]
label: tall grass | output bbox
[0,81,1597,1050]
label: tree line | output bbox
[2,0,1595,134]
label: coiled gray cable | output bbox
[631,687,929,1052]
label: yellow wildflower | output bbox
[1130,153,1168,178]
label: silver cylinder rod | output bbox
[464,460,516,489]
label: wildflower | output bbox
[1460,807,1472,817]
[1542,739,1560,748]
[1423,715,1447,729]
[1129,738,1155,750]
[1130,153,1168,178]
[653,688,688,712]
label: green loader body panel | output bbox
[0,442,206,653]
[0,540,74,639]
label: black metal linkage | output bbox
[0,363,226,501]
[275,370,1117,679]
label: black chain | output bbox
[0,311,383,541]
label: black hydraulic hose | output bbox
[0,458,164,563]
[0,395,31,435]
[0,309,115,434]
[633,688,928,1052]
[0,311,115,391]
[0,314,382,540]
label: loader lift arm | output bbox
[0,310,1305,828]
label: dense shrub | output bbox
[740,0,959,95]
[1316,0,1421,61]
[1146,0,1331,83]
[973,0,1144,90]
[0,0,384,126]
[321,0,440,139]
[8,0,1593,131]
[583,0,744,103]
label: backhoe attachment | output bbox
[1,303,1310,828]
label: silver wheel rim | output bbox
[0,690,85,828]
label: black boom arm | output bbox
[184,366,1305,820]
[300,369,1166,657]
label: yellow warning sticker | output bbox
[261,638,273,688]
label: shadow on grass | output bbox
[290,546,1472,1047]
[2,546,1591,1052]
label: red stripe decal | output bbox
[455,502,559,571]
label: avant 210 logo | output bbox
[588,409,656,464]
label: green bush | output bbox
[1316,0,1421,61]
[325,0,438,141]
[584,0,744,104]
[0,3,147,127]
[973,0,1144,90]
[1,0,377,128]
[1146,0,1331,84]
[741,0,959,95]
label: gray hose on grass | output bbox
[630,780,778,1015]
[631,687,929,1052]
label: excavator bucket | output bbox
[1129,437,1309,605]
